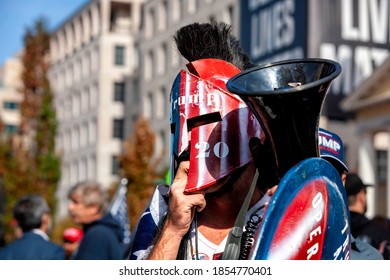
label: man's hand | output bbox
[166,161,206,237]
[147,161,206,259]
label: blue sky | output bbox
[0,0,89,66]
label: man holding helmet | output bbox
[131,19,357,260]
[129,22,269,260]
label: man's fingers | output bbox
[195,197,206,212]
[173,161,190,182]
[267,185,278,196]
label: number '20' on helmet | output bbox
[169,58,264,193]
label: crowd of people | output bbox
[1,21,390,260]
[0,181,127,260]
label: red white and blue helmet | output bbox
[169,58,263,193]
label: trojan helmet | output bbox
[169,58,263,193]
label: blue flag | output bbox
[109,178,131,245]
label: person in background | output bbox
[318,128,349,181]
[371,215,390,259]
[62,227,83,259]
[67,181,124,259]
[346,172,390,259]
[318,128,383,260]
[372,215,390,232]
[0,195,65,260]
[268,128,384,259]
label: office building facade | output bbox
[49,0,144,217]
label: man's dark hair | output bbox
[13,195,49,232]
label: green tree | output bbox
[0,127,34,242]
[20,17,60,209]
[0,17,60,243]
[33,85,61,211]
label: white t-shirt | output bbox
[187,194,270,260]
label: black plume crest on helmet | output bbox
[173,22,254,70]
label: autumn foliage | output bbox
[0,17,60,244]
[113,117,166,229]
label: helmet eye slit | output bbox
[187,112,222,131]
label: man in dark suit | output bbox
[0,195,65,260]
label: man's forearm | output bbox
[147,226,183,260]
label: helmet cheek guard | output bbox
[170,59,263,193]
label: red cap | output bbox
[63,227,83,243]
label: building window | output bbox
[113,119,124,139]
[83,53,90,77]
[3,101,19,110]
[157,43,167,75]
[79,158,87,182]
[159,1,168,31]
[145,8,155,38]
[188,0,197,14]
[377,150,388,183]
[156,87,165,119]
[143,93,152,120]
[81,88,89,113]
[171,41,179,67]
[72,93,80,116]
[62,164,70,188]
[88,155,96,180]
[80,123,87,147]
[115,45,125,65]
[64,129,70,153]
[134,43,140,69]
[144,50,153,80]
[4,124,18,134]
[72,126,80,151]
[71,161,79,185]
[87,84,99,109]
[88,120,96,144]
[114,82,125,102]
[112,155,120,175]
[171,0,181,22]
[91,48,98,72]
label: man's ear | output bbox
[41,212,51,232]
[41,213,49,224]
[92,203,103,216]
[357,188,366,203]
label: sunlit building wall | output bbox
[0,53,23,136]
[49,0,145,218]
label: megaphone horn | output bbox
[226,58,342,186]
